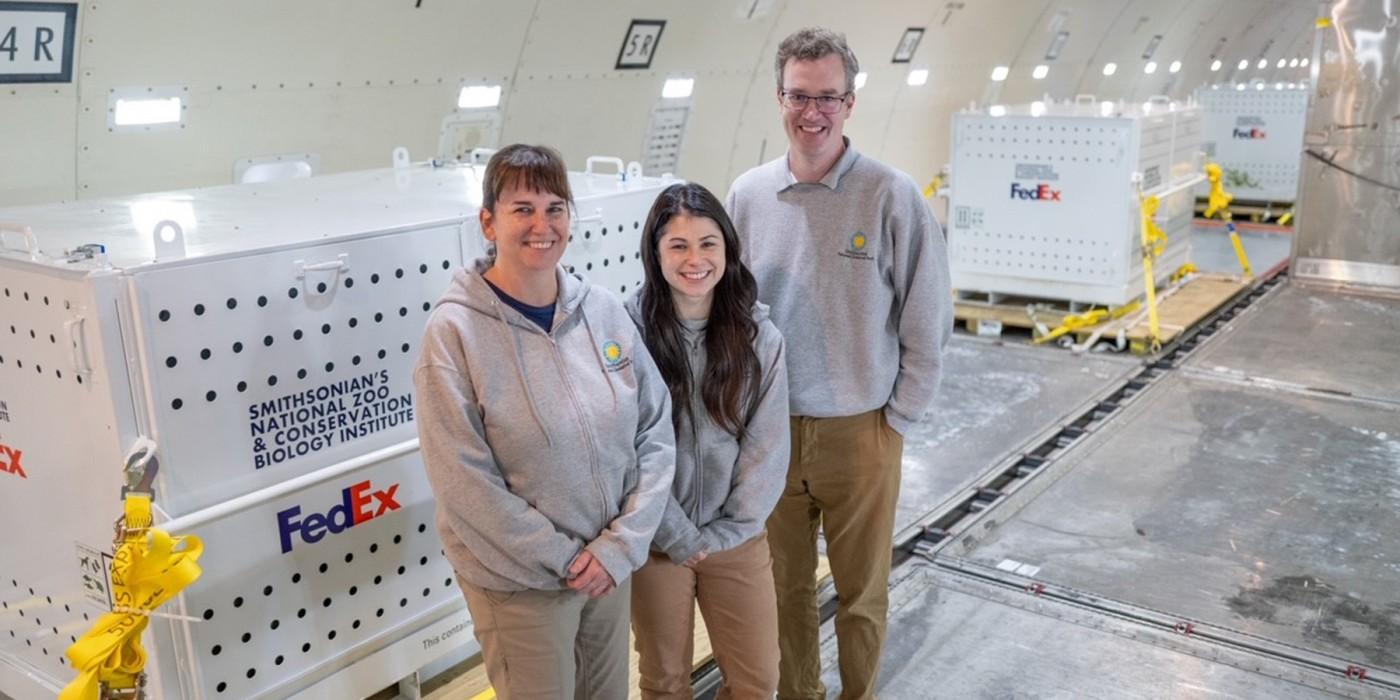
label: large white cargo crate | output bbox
[1196,83,1309,202]
[0,160,674,699]
[948,98,1202,306]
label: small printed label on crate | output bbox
[1014,163,1060,181]
[975,319,1003,337]
[1142,165,1162,190]
[247,369,415,470]
[0,396,10,423]
[76,542,114,607]
[953,206,984,229]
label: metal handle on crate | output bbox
[296,254,349,279]
[65,316,93,378]
[0,222,40,259]
[585,156,625,177]
[573,207,604,225]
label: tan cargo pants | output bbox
[631,533,779,699]
[768,409,903,700]
[459,577,631,700]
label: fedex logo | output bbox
[1233,127,1266,139]
[0,443,24,479]
[277,480,401,553]
[1010,182,1062,202]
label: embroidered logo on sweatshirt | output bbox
[602,340,632,372]
[839,231,874,261]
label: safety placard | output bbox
[0,1,78,83]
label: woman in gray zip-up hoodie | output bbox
[414,145,675,699]
[626,183,789,699]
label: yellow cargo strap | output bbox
[923,174,944,200]
[1278,210,1294,226]
[470,688,497,700]
[1316,17,1332,28]
[1171,263,1198,285]
[1033,301,1141,345]
[1139,194,1165,352]
[1203,162,1254,278]
[60,493,203,700]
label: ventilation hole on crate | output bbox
[212,644,222,655]
[288,287,299,299]
[398,306,407,317]
[233,596,244,608]
[374,312,384,323]
[399,598,408,608]
[257,295,268,307]
[322,596,332,608]
[352,619,361,629]
[217,682,227,693]
[584,230,591,239]
[237,381,247,392]
[353,355,362,365]
[420,556,428,566]
[371,273,380,284]
[206,390,217,402]
[401,343,410,353]
[226,298,237,310]
[445,578,453,587]
[327,630,337,641]
[377,349,387,360]
[241,632,251,643]
[263,335,274,347]
[200,348,211,360]
[418,523,427,533]
[316,282,327,294]
[297,608,307,619]
[395,268,404,279]
[586,262,593,270]
[275,655,284,666]
[348,318,358,328]
[246,668,256,679]
[345,277,355,289]
[393,534,402,544]
[194,303,205,316]
[268,375,278,387]
[419,264,428,274]
[171,398,183,410]
[166,356,177,368]
[270,619,280,630]
[376,608,385,617]
[369,543,379,553]
[442,260,450,270]
[422,587,431,597]
[302,642,311,653]
[292,572,301,584]
[262,585,273,596]
[344,552,354,564]
[422,302,431,312]
[348,585,358,596]
[297,369,307,379]
[159,310,171,322]
[233,341,244,353]
[374,575,383,585]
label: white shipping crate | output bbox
[1196,83,1309,202]
[0,161,674,699]
[948,98,1201,306]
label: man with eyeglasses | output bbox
[725,26,951,700]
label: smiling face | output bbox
[658,213,726,312]
[779,53,853,166]
[480,184,570,276]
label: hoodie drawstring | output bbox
[489,298,556,447]
[580,311,620,410]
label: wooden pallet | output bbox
[954,273,1248,354]
[423,556,834,699]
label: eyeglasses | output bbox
[780,90,851,114]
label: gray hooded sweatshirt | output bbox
[414,259,676,591]
[625,292,790,564]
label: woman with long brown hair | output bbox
[625,182,789,698]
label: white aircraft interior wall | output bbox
[1,0,1317,209]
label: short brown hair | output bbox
[775,27,860,94]
[482,144,574,212]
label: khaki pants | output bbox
[769,409,902,700]
[459,577,631,700]
[631,534,779,700]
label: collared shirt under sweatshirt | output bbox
[725,139,953,435]
[414,259,676,591]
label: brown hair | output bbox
[638,183,761,440]
[482,144,574,213]
[774,27,860,93]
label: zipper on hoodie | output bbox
[548,339,612,521]
[686,339,704,524]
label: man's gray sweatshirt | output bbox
[414,259,676,591]
[625,294,790,563]
[725,140,953,434]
